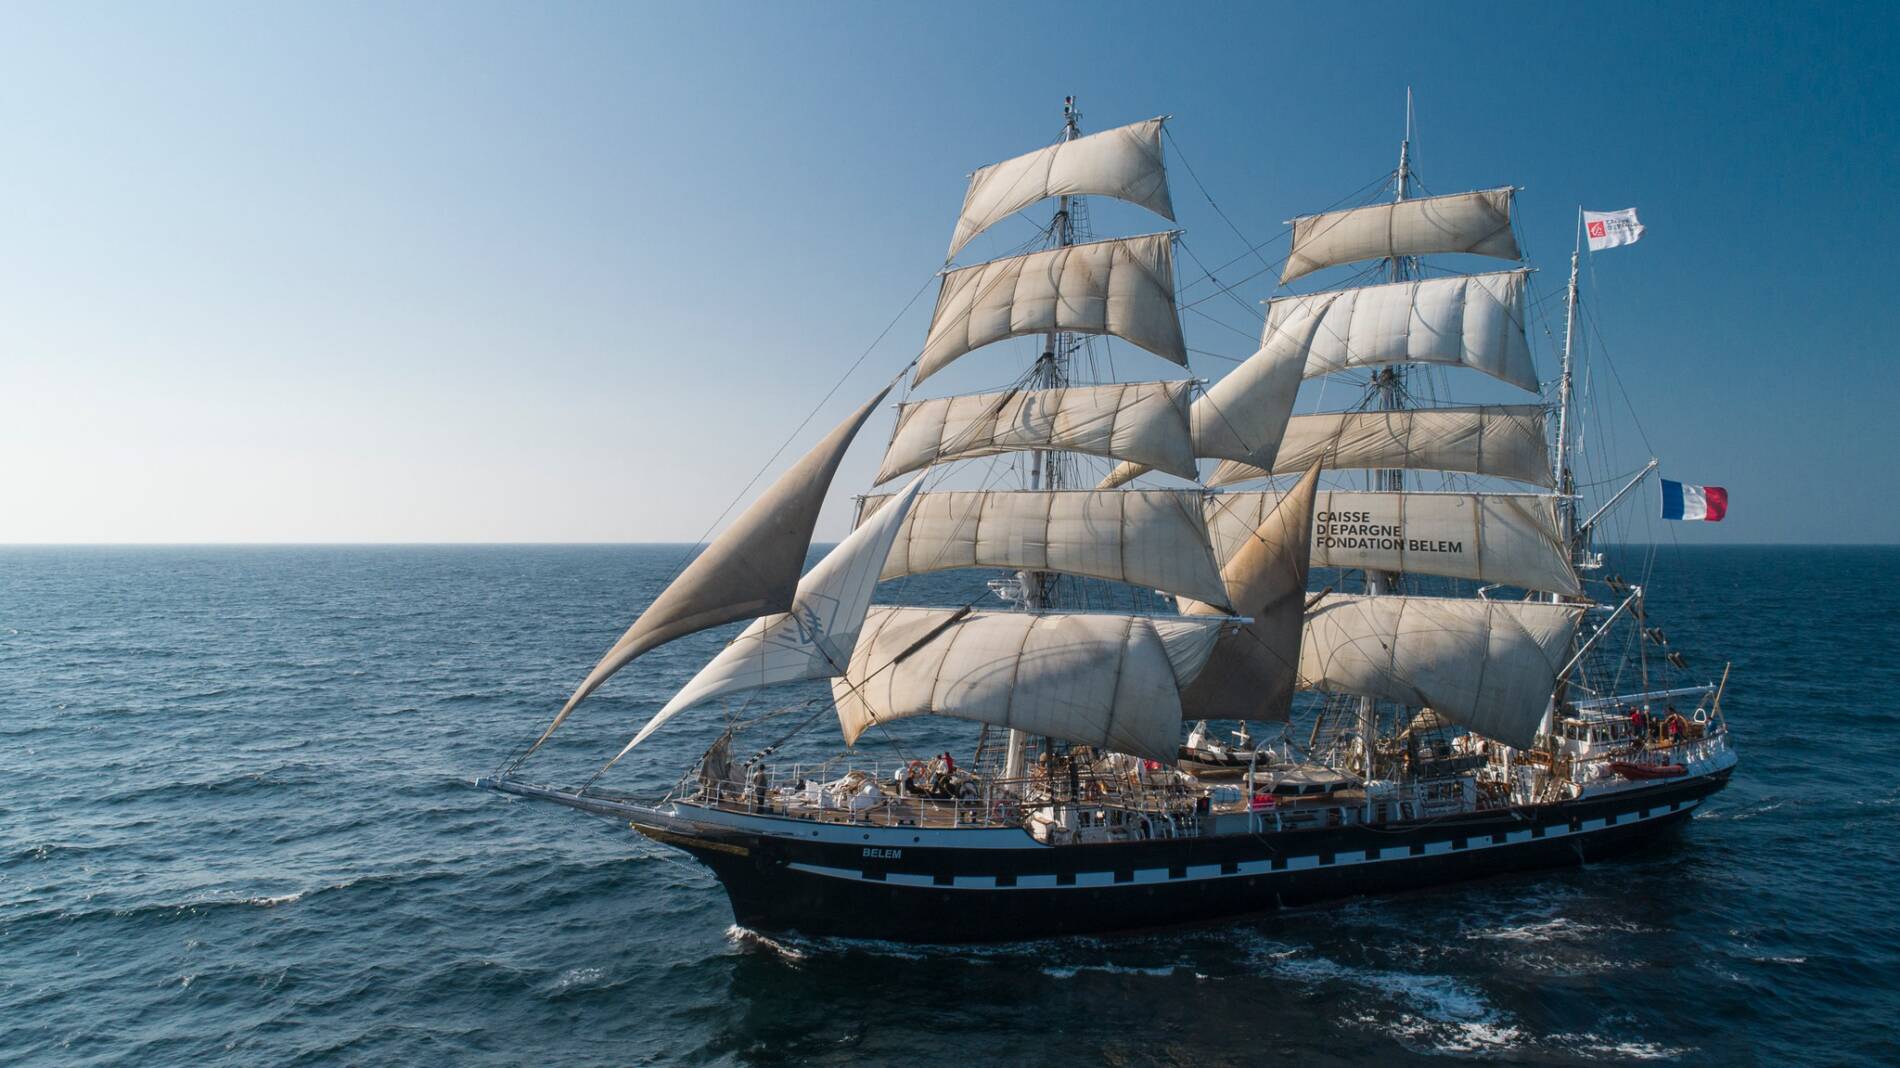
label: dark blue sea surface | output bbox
[4,545,1897,1065]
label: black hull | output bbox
[637,769,1732,943]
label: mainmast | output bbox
[1359,93,1414,780]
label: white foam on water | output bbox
[1247,940,1530,1055]
[1472,916,1594,943]
[1561,1032,1693,1061]
[1725,799,1785,821]
[725,924,808,963]
[1425,1019,1526,1055]
[549,966,607,993]
[1378,970,1495,1024]
[1039,963,1179,979]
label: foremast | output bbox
[1007,96,1084,782]
[1026,96,1084,607]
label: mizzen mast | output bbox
[1554,214,1582,564]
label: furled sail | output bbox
[528,385,893,753]
[1281,188,1521,285]
[855,488,1230,607]
[1299,595,1583,748]
[611,475,929,761]
[876,381,1198,484]
[947,117,1174,261]
[1206,405,1552,488]
[832,608,1225,763]
[1205,490,1579,595]
[916,233,1187,385]
[1177,461,1322,721]
[1273,270,1538,392]
[1098,324,1306,489]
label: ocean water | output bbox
[4,544,1897,1065]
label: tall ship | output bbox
[482,99,1737,942]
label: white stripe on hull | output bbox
[778,798,1701,891]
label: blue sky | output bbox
[1,1,1893,543]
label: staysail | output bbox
[610,475,929,761]
[947,117,1173,261]
[1299,595,1583,748]
[855,488,1230,607]
[916,233,1187,385]
[528,385,892,752]
[1204,490,1578,595]
[1177,461,1322,720]
[877,381,1199,483]
[1281,187,1521,284]
[1207,405,1552,488]
[1098,323,1307,489]
[832,608,1225,763]
[1271,270,1538,393]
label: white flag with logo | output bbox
[1584,208,1644,251]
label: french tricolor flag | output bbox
[1661,478,1728,522]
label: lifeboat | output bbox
[1610,760,1688,780]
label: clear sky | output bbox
[2,1,1894,544]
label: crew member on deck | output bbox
[749,764,768,812]
[1629,706,1649,744]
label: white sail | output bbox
[1098,323,1307,488]
[833,607,1224,763]
[916,233,1187,385]
[1300,595,1583,748]
[947,117,1174,261]
[1274,270,1538,392]
[1207,405,1552,488]
[612,475,929,760]
[529,384,892,752]
[1204,490,1578,595]
[1178,461,1321,721]
[856,488,1230,607]
[1281,188,1521,284]
[877,381,1199,484]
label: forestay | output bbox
[916,233,1187,385]
[1299,595,1583,748]
[529,385,893,753]
[1281,188,1521,284]
[855,489,1230,608]
[1206,406,1552,488]
[877,381,1199,484]
[1273,270,1538,393]
[833,608,1225,763]
[1204,490,1578,595]
[1177,461,1322,721]
[947,117,1174,261]
[610,475,928,762]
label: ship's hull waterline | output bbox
[626,769,1732,943]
